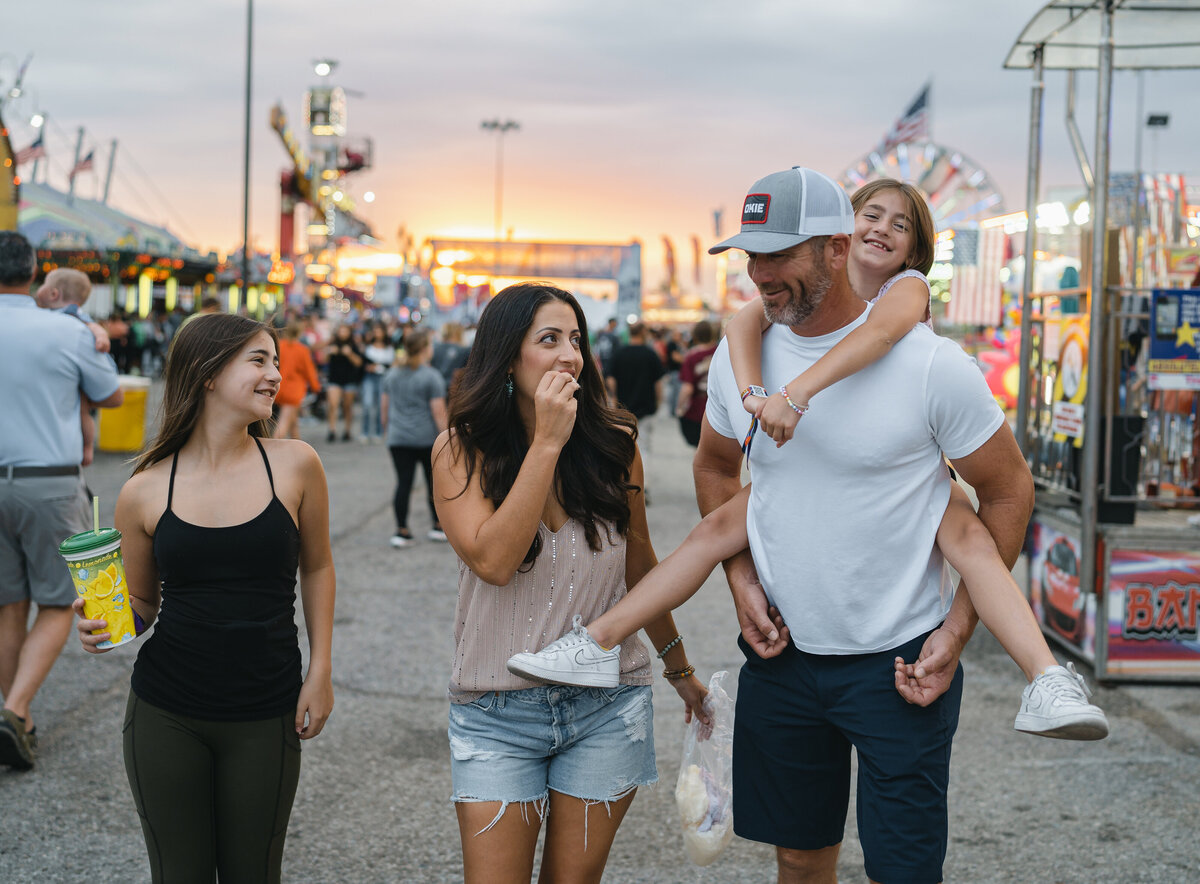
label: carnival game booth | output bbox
[1006,1,1200,682]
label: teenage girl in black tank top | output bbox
[131,438,303,718]
[73,314,336,884]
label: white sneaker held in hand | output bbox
[1014,662,1109,741]
[506,615,620,688]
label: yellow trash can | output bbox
[97,375,152,453]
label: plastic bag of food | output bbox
[675,670,734,866]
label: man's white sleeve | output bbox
[925,339,1006,459]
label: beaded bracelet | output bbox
[740,384,767,402]
[779,385,810,417]
[663,664,696,680]
[656,634,682,659]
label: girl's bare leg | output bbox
[274,404,299,439]
[587,485,752,650]
[456,800,542,884]
[326,387,343,437]
[937,483,1057,682]
[538,790,636,884]
[341,390,357,437]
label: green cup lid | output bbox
[59,528,122,555]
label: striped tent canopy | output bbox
[18,180,194,257]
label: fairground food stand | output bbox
[1006,1,1200,682]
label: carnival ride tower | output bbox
[271,59,372,262]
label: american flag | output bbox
[946,227,1008,326]
[14,133,45,166]
[68,149,95,181]
[877,84,930,155]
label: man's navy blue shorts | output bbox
[733,629,963,884]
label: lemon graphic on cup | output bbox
[91,570,115,599]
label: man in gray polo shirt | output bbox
[0,231,123,771]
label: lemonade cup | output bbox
[59,528,136,649]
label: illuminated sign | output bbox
[425,239,633,280]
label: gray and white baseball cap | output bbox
[709,166,855,255]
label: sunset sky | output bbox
[7,0,1200,294]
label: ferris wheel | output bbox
[840,140,1005,229]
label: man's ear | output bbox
[826,233,851,270]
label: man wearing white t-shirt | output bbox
[695,167,1033,884]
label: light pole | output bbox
[480,118,519,244]
[241,0,254,306]
[30,110,45,185]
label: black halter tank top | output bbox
[131,437,303,721]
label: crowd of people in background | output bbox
[76,295,710,549]
[75,291,712,411]
[166,307,705,459]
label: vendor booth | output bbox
[1006,1,1200,682]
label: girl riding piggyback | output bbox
[509,177,1109,743]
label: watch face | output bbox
[1061,337,1083,399]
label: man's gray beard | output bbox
[762,292,815,326]
[761,254,833,326]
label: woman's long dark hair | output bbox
[446,282,637,568]
[132,314,277,475]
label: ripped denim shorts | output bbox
[448,684,657,814]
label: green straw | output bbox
[93,496,100,535]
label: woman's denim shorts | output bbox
[448,684,657,816]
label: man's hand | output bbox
[731,577,790,658]
[893,624,965,706]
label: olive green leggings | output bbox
[122,690,302,884]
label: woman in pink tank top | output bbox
[432,282,707,884]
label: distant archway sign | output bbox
[423,238,642,319]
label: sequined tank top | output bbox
[872,269,934,330]
[449,518,652,703]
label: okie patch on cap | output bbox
[742,194,770,225]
